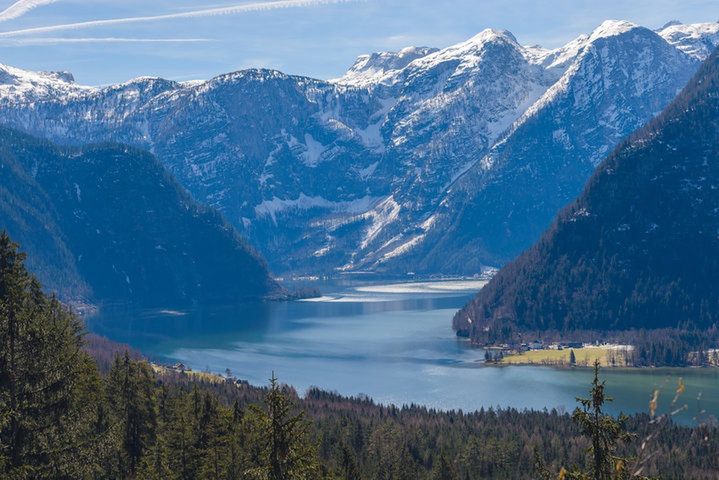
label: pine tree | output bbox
[136,437,171,480]
[336,439,360,480]
[106,352,158,478]
[197,392,231,480]
[431,452,457,480]
[569,349,577,366]
[536,361,653,480]
[0,231,105,478]
[245,373,321,480]
[226,409,248,480]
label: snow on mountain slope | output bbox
[0,68,390,273]
[333,46,438,87]
[0,63,91,103]
[340,29,561,269]
[455,47,719,337]
[0,20,716,276]
[658,21,719,60]
[380,20,707,274]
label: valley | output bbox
[1,3,719,476]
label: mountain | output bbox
[0,68,388,273]
[0,20,717,276]
[453,47,719,339]
[378,20,708,274]
[658,21,719,60]
[0,135,88,299]
[339,29,558,270]
[0,127,282,306]
[333,46,439,87]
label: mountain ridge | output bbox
[0,20,717,276]
[374,20,706,273]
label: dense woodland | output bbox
[454,49,719,363]
[1,232,719,479]
[0,127,281,306]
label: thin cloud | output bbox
[0,0,360,37]
[0,37,212,45]
[0,0,57,22]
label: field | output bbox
[151,363,228,383]
[499,346,629,367]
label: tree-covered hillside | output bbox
[454,48,719,341]
[0,128,282,306]
[0,136,88,299]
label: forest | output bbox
[1,231,718,479]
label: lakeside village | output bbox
[483,340,635,367]
[484,340,719,367]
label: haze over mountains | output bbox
[0,19,717,279]
[454,47,719,339]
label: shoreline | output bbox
[481,361,718,371]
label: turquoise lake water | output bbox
[87,279,719,425]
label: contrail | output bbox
[0,37,212,45]
[0,0,360,37]
[0,0,57,22]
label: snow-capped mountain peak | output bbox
[333,46,438,87]
[529,20,645,75]
[413,28,522,66]
[659,20,683,30]
[335,28,523,88]
[588,19,641,41]
[0,63,91,104]
[528,34,589,73]
[463,28,519,46]
[658,21,719,60]
[40,71,75,83]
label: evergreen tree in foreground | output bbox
[0,232,110,479]
[106,352,158,477]
[536,361,654,480]
[245,373,321,480]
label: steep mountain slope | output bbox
[384,21,705,274]
[333,46,439,87]
[0,20,717,276]
[0,31,551,273]
[341,30,558,269]
[454,48,719,339]
[658,21,719,60]
[0,128,282,306]
[0,137,87,299]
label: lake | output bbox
[87,279,719,425]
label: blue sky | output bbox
[0,0,716,85]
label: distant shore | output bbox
[484,344,634,368]
[483,344,719,369]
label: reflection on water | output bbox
[87,280,719,426]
